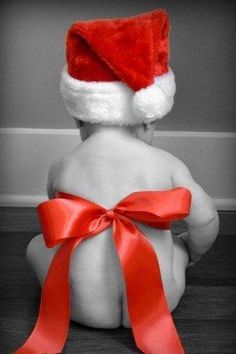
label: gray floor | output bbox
[0,209,236,354]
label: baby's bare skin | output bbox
[27,124,219,329]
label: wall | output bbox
[0,0,235,208]
[0,0,235,131]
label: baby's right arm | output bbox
[172,159,219,263]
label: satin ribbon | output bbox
[15,187,191,354]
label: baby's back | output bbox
[51,133,175,206]
[31,133,187,328]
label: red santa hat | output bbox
[60,9,176,125]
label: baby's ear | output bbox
[144,123,152,131]
[78,120,84,127]
[73,118,84,128]
[144,120,157,131]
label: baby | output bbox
[27,119,219,324]
[24,9,219,354]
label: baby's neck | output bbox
[89,124,135,141]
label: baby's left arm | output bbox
[47,158,61,199]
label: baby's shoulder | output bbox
[149,145,184,169]
[47,151,82,198]
[48,150,78,180]
[48,155,65,177]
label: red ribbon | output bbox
[15,187,191,354]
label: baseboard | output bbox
[0,128,235,210]
[0,194,235,211]
[0,195,46,207]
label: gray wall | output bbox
[1,0,235,131]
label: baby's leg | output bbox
[26,234,59,285]
[170,235,189,310]
[122,235,189,328]
[26,234,122,329]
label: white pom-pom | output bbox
[131,69,176,122]
[155,69,176,97]
[132,85,167,120]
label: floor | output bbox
[0,209,236,354]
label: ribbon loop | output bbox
[15,187,191,354]
[115,187,191,227]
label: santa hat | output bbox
[60,9,176,125]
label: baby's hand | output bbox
[178,232,202,266]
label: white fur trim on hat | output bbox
[60,66,176,125]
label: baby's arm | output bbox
[47,163,56,199]
[47,158,62,199]
[172,159,219,263]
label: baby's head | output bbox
[60,9,176,144]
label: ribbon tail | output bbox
[113,216,185,354]
[14,237,82,354]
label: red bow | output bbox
[15,187,191,354]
